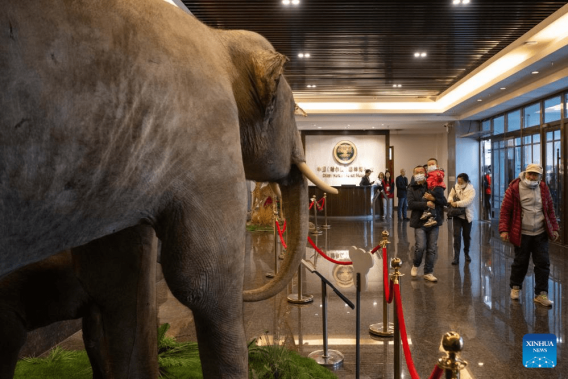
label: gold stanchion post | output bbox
[369,230,394,337]
[322,193,330,229]
[390,257,403,379]
[436,332,468,379]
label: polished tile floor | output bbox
[62,215,567,378]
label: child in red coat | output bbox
[421,168,446,227]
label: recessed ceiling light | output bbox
[421,52,427,57]
[304,53,310,58]
[317,126,321,129]
[462,0,470,3]
[531,71,539,74]
[477,99,483,102]
[282,0,290,4]
[291,0,300,4]
[414,52,420,57]
[524,41,538,45]
[453,0,460,4]
[298,53,304,58]
[500,87,506,90]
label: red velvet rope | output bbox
[394,283,420,379]
[307,237,353,265]
[428,365,444,379]
[316,197,325,210]
[382,247,394,303]
[308,201,314,210]
[275,220,287,249]
[280,220,286,233]
[370,244,381,254]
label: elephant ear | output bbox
[252,51,289,119]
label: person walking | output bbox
[408,159,447,282]
[448,173,476,265]
[499,163,559,307]
[382,170,394,219]
[396,169,409,221]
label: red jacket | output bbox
[499,178,559,247]
[382,179,395,199]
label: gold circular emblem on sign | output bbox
[333,140,357,164]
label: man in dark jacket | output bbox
[499,163,559,307]
[395,169,409,221]
[407,160,447,282]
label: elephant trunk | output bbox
[243,165,307,302]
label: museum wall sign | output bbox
[305,135,386,186]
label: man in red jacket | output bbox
[499,163,559,307]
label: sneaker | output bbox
[420,210,432,220]
[424,273,437,282]
[411,266,418,277]
[423,217,438,227]
[534,292,553,307]
[510,286,521,300]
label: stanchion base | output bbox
[308,349,344,369]
[287,293,314,304]
[278,254,285,260]
[369,322,395,337]
[265,272,275,278]
[309,229,323,235]
[321,225,331,229]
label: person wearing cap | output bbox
[499,163,559,307]
[359,169,375,186]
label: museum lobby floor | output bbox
[60,216,566,379]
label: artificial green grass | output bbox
[246,224,274,232]
[15,325,336,379]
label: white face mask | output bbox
[523,178,539,188]
[427,165,437,172]
[414,174,425,182]
[457,183,466,189]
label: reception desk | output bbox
[308,186,374,217]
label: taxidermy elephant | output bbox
[0,0,335,378]
[0,225,159,379]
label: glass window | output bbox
[493,116,505,134]
[544,96,561,123]
[523,102,540,128]
[482,120,491,132]
[507,110,521,132]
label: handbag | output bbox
[446,193,466,218]
[446,206,466,218]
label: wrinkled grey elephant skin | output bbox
[0,225,158,379]
[0,0,309,378]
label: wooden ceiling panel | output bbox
[182,0,567,98]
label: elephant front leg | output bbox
[158,200,248,378]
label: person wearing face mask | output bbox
[499,163,559,307]
[420,164,446,227]
[448,173,476,265]
[408,159,447,282]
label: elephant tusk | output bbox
[269,182,282,198]
[296,162,339,195]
